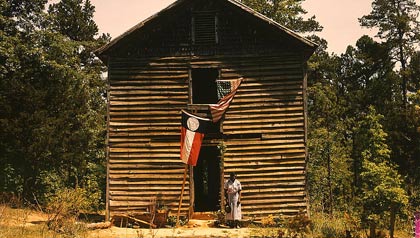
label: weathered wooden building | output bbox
[96,0,316,221]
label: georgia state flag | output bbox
[180,110,211,166]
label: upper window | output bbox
[191,68,219,104]
[192,11,218,45]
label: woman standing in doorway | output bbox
[224,172,242,228]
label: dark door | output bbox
[193,146,221,212]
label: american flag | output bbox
[209,78,242,123]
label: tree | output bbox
[408,51,420,91]
[340,36,398,115]
[0,0,47,33]
[48,0,98,42]
[338,36,404,199]
[356,106,408,238]
[307,37,354,214]
[360,1,420,211]
[359,0,420,106]
[0,0,108,208]
[239,0,322,33]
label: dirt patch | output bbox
[92,219,251,238]
[87,224,250,238]
[0,206,251,238]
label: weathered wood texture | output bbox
[100,0,314,220]
[107,53,307,219]
[104,0,311,59]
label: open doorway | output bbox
[193,146,221,212]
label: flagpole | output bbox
[176,163,188,227]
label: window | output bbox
[192,11,218,45]
[191,68,219,104]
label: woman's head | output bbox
[229,172,236,181]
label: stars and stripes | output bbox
[209,78,242,123]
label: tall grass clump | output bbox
[311,213,353,238]
[250,211,311,238]
[46,188,91,237]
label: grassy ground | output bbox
[0,205,413,238]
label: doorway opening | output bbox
[193,146,221,212]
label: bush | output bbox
[310,212,366,238]
[46,188,89,236]
[250,212,311,238]
[261,214,277,227]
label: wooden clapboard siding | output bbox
[97,0,316,221]
[105,52,308,219]
[220,54,307,218]
[107,57,190,217]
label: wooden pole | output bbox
[176,164,188,226]
[105,66,111,221]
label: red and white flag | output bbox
[180,110,211,166]
[209,78,242,123]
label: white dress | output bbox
[224,179,242,221]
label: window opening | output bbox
[191,68,219,104]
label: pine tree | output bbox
[360,0,420,211]
[306,36,354,214]
[359,0,420,106]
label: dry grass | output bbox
[0,205,88,238]
[0,205,250,238]
[1,205,43,238]
[248,212,413,238]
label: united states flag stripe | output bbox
[209,78,242,123]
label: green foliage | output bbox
[359,0,420,47]
[307,42,354,213]
[357,2,420,200]
[48,0,98,41]
[310,213,348,238]
[355,106,391,164]
[356,106,409,234]
[360,161,408,214]
[46,188,89,236]
[360,0,420,106]
[0,0,107,209]
[408,51,420,91]
[166,215,188,227]
[239,0,322,33]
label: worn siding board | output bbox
[220,55,306,217]
[106,53,307,219]
[107,58,189,216]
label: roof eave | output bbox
[94,0,187,60]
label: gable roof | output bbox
[96,0,317,60]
